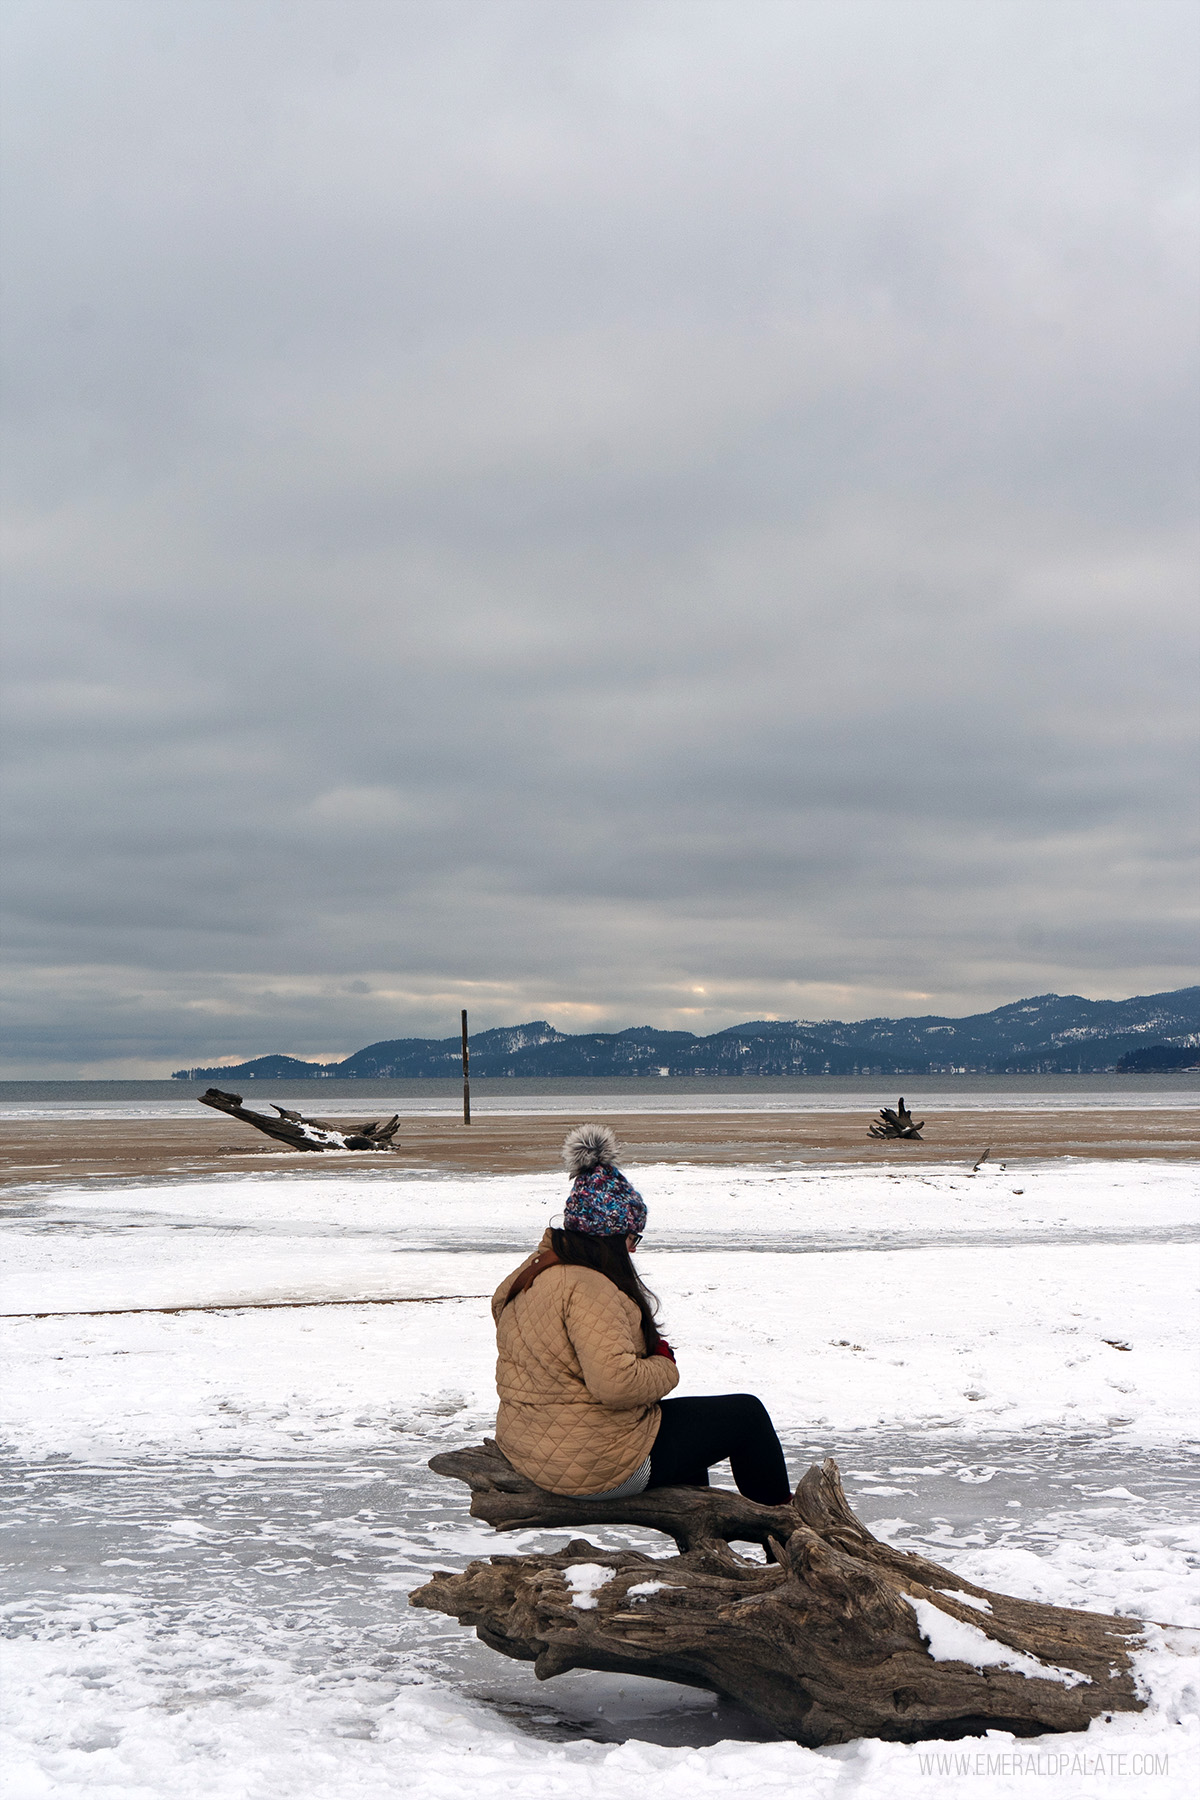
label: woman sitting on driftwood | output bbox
[492,1124,792,1504]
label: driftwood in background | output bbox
[410,1441,1147,1746]
[868,1098,925,1140]
[197,1087,400,1152]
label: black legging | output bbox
[646,1393,790,1505]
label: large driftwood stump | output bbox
[869,1098,925,1140]
[409,1440,1147,1745]
[197,1087,400,1151]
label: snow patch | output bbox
[905,1594,1092,1686]
[297,1124,348,1148]
[625,1580,679,1601]
[938,1588,992,1613]
[563,1564,615,1610]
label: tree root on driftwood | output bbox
[197,1087,400,1151]
[409,1440,1148,1746]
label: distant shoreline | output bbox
[156,988,1200,1084]
[2,1070,1199,1106]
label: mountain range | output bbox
[173,986,1200,1080]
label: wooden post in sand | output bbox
[461,1009,471,1124]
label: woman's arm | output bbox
[564,1271,680,1409]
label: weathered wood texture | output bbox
[197,1087,400,1151]
[409,1440,1146,1745]
[868,1098,925,1139]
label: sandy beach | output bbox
[2,1102,1197,1189]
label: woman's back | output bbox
[492,1232,678,1496]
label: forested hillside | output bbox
[173,987,1200,1079]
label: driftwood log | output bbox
[409,1440,1147,1745]
[869,1098,925,1140]
[197,1087,400,1151]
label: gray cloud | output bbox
[1,0,1197,1073]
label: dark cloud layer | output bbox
[1,1,1197,1073]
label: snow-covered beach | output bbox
[3,1151,1198,1797]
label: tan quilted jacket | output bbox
[492,1230,679,1495]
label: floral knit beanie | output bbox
[561,1124,647,1239]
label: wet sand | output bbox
[1,1105,1197,1189]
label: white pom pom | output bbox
[562,1123,619,1177]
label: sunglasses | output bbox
[627,1232,643,1249]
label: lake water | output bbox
[1,1072,1196,1121]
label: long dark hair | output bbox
[549,1228,662,1354]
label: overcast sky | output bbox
[1,0,1197,1076]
